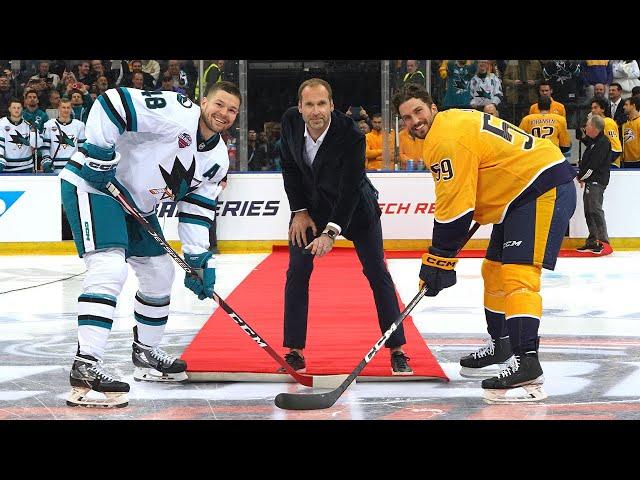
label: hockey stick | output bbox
[274,221,482,410]
[105,181,346,389]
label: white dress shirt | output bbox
[293,118,342,235]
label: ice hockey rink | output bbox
[1,250,639,420]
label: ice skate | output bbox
[132,326,188,382]
[459,336,513,378]
[481,352,547,403]
[67,354,130,408]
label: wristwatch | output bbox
[321,227,339,241]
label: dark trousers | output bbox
[283,217,406,350]
[583,182,609,244]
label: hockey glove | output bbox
[419,246,458,297]
[42,158,53,173]
[184,251,216,300]
[76,143,120,191]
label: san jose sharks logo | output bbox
[9,131,31,149]
[152,156,201,201]
[55,127,76,149]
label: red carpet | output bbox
[384,248,609,259]
[182,247,447,381]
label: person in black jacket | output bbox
[279,78,412,375]
[577,114,613,254]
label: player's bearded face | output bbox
[398,97,437,140]
[201,90,240,133]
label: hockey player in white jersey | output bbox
[42,98,86,173]
[0,99,41,173]
[59,81,241,408]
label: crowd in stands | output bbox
[2,60,640,175]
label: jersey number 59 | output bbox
[431,158,454,182]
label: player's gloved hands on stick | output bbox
[184,251,216,300]
[76,143,120,191]
[419,246,458,297]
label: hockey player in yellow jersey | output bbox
[588,97,622,167]
[393,84,577,403]
[519,96,571,158]
[621,96,640,167]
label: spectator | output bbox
[24,72,50,109]
[398,126,423,170]
[440,60,476,109]
[345,105,369,122]
[519,96,571,157]
[0,75,12,117]
[365,112,395,170]
[529,81,566,117]
[195,60,224,100]
[0,98,39,173]
[582,61,613,100]
[611,60,640,99]
[621,96,640,167]
[125,60,155,90]
[29,61,60,89]
[141,60,161,83]
[131,72,145,90]
[2,69,19,97]
[22,89,48,133]
[576,115,613,255]
[45,89,61,120]
[157,72,186,95]
[608,82,627,128]
[357,118,371,134]
[483,103,500,117]
[469,60,503,109]
[68,85,94,124]
[247,129,270,171]
[501,60,542,108]
[583,97,622,168]
[542,60,581,104]
[265,121,282,171]
[91,75,110,99]
[73,61,95,89]
[163,60,190,94]
[403,60,425,85]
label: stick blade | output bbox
[274,391,340,410]
[312,374,350,389]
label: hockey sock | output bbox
[77,293,117,359]
[133,291,170,347]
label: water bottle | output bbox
[406,159,414,171]
[417,159,425,171]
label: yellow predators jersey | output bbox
[519,113,571,148]
[622,116,640,163]
[422,109,573,225]
[603,116,622,167]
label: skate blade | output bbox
[459,365,503,378]
[134,367,188,383]
[482,380,547,404]
[66,387,129,408]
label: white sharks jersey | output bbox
[59,87,229,255]
[0,117,39,173]
[42,118,86,172]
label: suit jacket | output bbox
[610,98,627,127]
[280,106,381,239]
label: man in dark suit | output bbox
[608,82,627,130]
[279,78,412,375]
